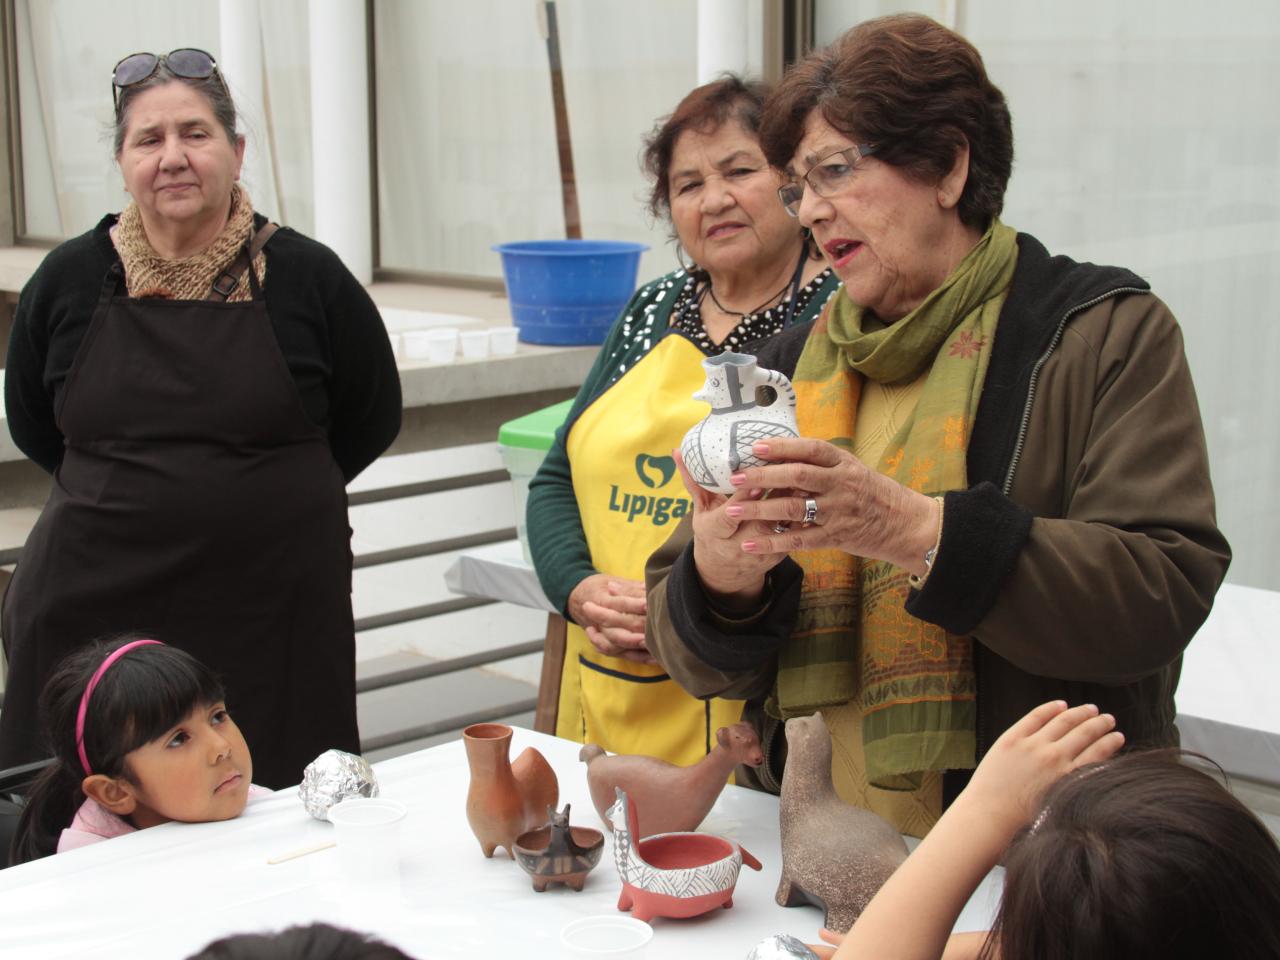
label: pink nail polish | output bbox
[753,442,770,456]
[725,505,744,518]
[742,540,758,553]
[730,473,747,486]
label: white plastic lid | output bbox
[560,915,653,956]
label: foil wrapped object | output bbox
[299,749,379,820]
[746,934,821,960]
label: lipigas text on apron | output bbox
[606,452,690,526]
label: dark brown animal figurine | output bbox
[513,804,605,892]
[580,721,764,837]
[776,713,909,933]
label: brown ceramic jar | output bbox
[462,722,558,858]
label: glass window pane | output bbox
[13,0,309,240]
[15,0,219,239]
[812,1,1280,588]
[373,0,698,283]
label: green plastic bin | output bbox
[498,398,574,564]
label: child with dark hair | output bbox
[10,636,268,864]
[187,923,416,960]
[811,701,1280,960]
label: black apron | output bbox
[0,230,357,788]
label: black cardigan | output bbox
[4,214,401,481]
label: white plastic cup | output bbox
[327,797,407,890]
[560,915,653,957]
[489,326,519,356]
[426,328,459,364]
[402,330,434,361]
[460,328,490,359]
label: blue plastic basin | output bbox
[494,240,648,345]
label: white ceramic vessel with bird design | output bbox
[680,351,798,494]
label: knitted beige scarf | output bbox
[114,183,264,301]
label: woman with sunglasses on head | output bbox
[526,76,839,766]
[1,50,400,788]
[645,15,1230,837]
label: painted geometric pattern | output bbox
[609,791,744,898]
[612,823,742,897]
[681,421,716,487]
[728,419,799,471]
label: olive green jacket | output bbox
[645,233,1231,790]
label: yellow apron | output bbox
[558,332,745,764]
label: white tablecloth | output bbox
[445,546,1280,787]
[444,539,557,614]
[0,729,1001,959]
[1175,583,1280,785]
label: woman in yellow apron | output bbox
[527,76,838,765]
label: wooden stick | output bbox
[539,0,582,239]
[266,841,336,865]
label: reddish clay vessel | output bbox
[513,804,605,892]
[580,722,763,837]
[609,787,762,923]
[463,722,559,858]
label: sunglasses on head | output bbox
[111,48,226,114]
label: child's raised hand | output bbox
[960,701,1124,838]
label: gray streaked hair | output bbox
[112,61,238,156]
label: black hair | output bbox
[186,923,417,960]
[980,750,1280,960]
[9,635,225,865]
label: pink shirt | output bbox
[56,784,272,853]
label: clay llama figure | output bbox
[512,804,604,892]
[608,787,762,922]
[776,713,909,932]
[580,721,764,836]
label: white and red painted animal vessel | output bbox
[607,787,762,922]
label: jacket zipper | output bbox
[1001,286,1150,496]
[977,285,1147,759]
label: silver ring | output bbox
[773,521,791,534]
[802,498,818,526]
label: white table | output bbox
[1175,583,1280,786]
[0,729,1001,960]
[446,546,1280,789]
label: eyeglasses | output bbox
[777,143,878,217]
[111,48,226,115]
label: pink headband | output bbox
[75,639,163,775]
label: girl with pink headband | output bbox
[10,637,268,863]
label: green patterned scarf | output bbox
[775,221,1018,788]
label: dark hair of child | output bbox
[8,635,225,865]
[981,749,1280,960]
[186,923,416,959]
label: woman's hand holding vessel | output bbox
[675,450,792,608]
[717,438,942,578]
